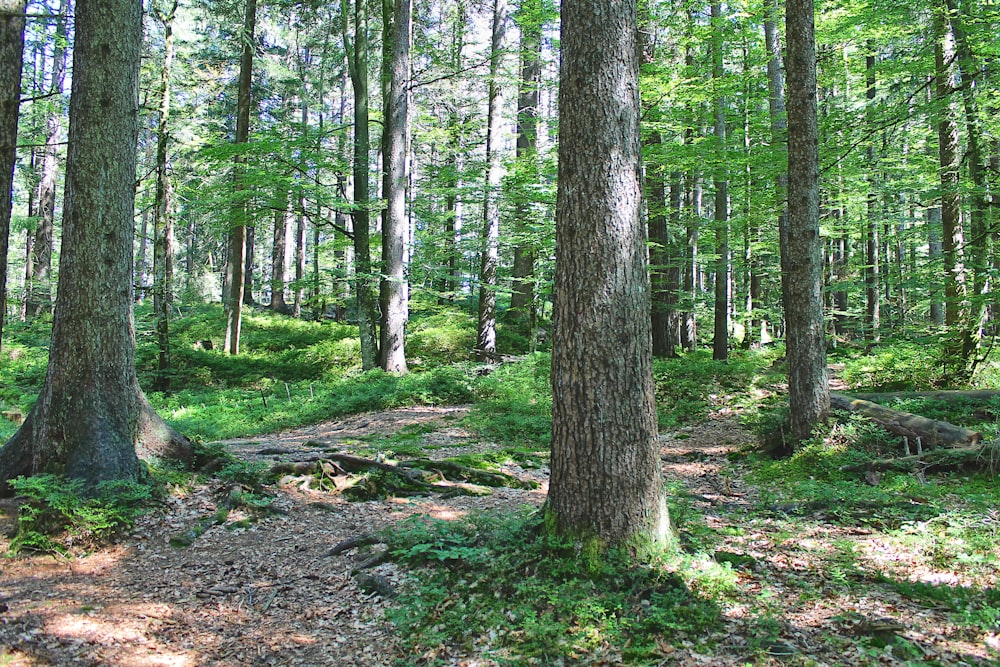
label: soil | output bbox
[1,406,998,666]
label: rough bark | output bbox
[343,0,379,369]
[0,0,191,495]
[783,0,829,443]
[224,0,257,355]
[270,186,290,313]
[475,0,506,362]
[152,0,177,392]
[379,0,411,373]
[646,132,675,358]
[0,0,25,353]
[548,0,669,552]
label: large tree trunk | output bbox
[783,0,829,444]
[475,0,506,362]
[224,0,257,355]
[379,0,411,373]
[152,0,177,393]
[0,0,25,354]
[0,0,191,495]
[548,0,669,553]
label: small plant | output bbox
[7,475,154,555]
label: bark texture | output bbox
[783,0,829,443]
[0,0,191,494]
[548,0,669,551]
[0,0,25,353]
[379,0,410,373]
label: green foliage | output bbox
[653,348,784,429]
[384,511,722,665]
[465,354,552,449]
[835,339,947,391]
[7,475,154,555]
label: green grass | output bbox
[383,510,723,666]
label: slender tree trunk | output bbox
[476,0,506,361]
[23,0,67,319]
[343,0,379,368]
[935,7,968,362]
[152,0,178,392]
[379,0,411,373]
[864,53,880,343]
[294,197,306,317]
[508,0,541,338]
[783,0,829,444]
[224,0,257,355]
[647,132,675,358]
[764,1,787,346]
[927,205,945,326]
[711,1,729,361]
[548,0,669,553]
[243,225,256,305]
[0,0,25,353]
[0,0,191,494]
[270,185,290,313]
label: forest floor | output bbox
[1,404,998,666]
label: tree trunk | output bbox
[783,0,829,444]
[224,0,257,355]
[475,0,506,362]
[243,225,256,306]
[764,0,787,347]
[270,185,290,313]
[379,0,411,373]
[829,393,981,448]
[864,53,880,343]
[548,0,669,553]
[0,0,191,494]
[343,0,379,369]
[935,7,968,362]
[711,1,729,362]
[23,0,66,320]
[508,0,542,338]
[0,0,25,354]
[646,132,675,358]
[152,0,178,393]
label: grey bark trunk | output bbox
[783,0,829,444]
[0,0,191,494]
[548,0,669,551]
[0,0,25,353]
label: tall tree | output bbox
[711,1,729,361]
[0,0,191,494]
[782,0,828,443]
[343,0,379,369]
[547,0,669,553]
[152,0,178,391]
[23,0,67,319]
[476,0,506,361]
[379,0,411,373]
[507,0,542,340]
[224,0,257,355]
[0,0,25,353]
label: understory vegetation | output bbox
[2,306,999,664]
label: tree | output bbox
[0,0,191,494]
[343,0,379,370]
[379,0,411,373]
[547,0,669,553]
[475,0,506,361]
[152,0,178,391]
[782,0,828,444]
[0,0,25,354]
[224,0,257,355]
[711,1,729,361]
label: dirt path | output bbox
[1,408,997,666]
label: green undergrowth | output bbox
[383,510,723,666]
[5,474,155,556]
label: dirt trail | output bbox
[1,408,997,666]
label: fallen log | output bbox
[850,390,1000,404]
[829,392,982,448]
